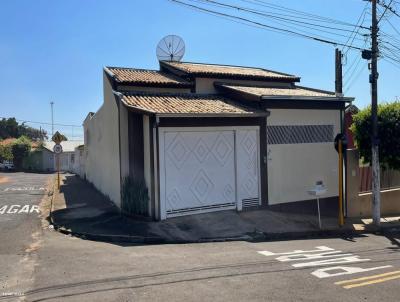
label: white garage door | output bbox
[159,127,260,219]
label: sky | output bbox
[0,0,399,140]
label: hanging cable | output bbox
[169,0,367,50]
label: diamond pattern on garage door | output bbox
[190,169,214,203]
[165,133,190,170]
[192,138,210,163]
[211,133,233,166]
[163,131,236,214]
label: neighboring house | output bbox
[0,138,49,171]
[84,60,354,220]
[344,104,359,150]
[72,144,85,178]
[44,141,84,172]
[23,146,54,171]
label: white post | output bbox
[317,197,322,229]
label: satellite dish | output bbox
[156,35,185,62]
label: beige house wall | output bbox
[84,72,122,207]
[119,104,129,180]
[267,109,341,205]
[72,148,85,178]
[195,77,291,94]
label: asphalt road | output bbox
[0,172,51,298]
[1,172,400,302]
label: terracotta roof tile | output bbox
[120,93,266,116]
[0,138,40,147]
[106,67,192,87]
[161,61,299,81]
[217,83,336,98]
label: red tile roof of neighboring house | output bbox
[0,138,16,146]
[105,67,192,87]
[0,138,40,148]
[161,61,300,82]
[119,92,267,116]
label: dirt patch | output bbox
[0,176,9,184]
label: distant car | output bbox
[0,161,14,171]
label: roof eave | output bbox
[192,73,300,82]
[116,96,157,115]
[214,83,262,102]
[103,66,116,78]
[160,61,299,82]
[261,96,354,102]
[155,112,270,118]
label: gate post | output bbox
[346,149,361,217]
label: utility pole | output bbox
[371,0,381,226]
[50,101,54,138]
[335,48,345,226]
[335,48,343,96]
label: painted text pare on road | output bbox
[0,205,40,214]
[258,246,392,279]
[3,187,45,192]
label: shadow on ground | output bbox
[49,174,400,246]
[50,175,160,244]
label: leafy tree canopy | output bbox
[0,118,47,141]
[351,102,400,170]
[11,136,32,169]
[0,144,13,162]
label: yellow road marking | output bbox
[343,274,400,289]
[335,270,400,285]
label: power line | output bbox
[240,0,369,29]
[381,42,400,58]
[344,58,365,93]
[378,0,394,23]
[342,3,370,55]
[190,0,369,43]
[380,31,400,46]
[381,14,400,36]
[0,117,82,128]
[378,1,400,18]
[197,0,367,35]
[170,0,367,50]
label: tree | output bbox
[351,102,400,170]
[0,118,47,141]
[11,136,31,169]
[0,118,19,139]
[0,144,13,162]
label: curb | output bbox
[48,177,400,244]
[48,222,400,245]
[52,225,166,244]
[51,224,255,244]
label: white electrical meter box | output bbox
[308,181,327,196]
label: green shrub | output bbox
[11,136,31,169]
[0,144,13,162]
[121,177,149,216]
[351,102,400,170]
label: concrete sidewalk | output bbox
[49,174,400,244]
